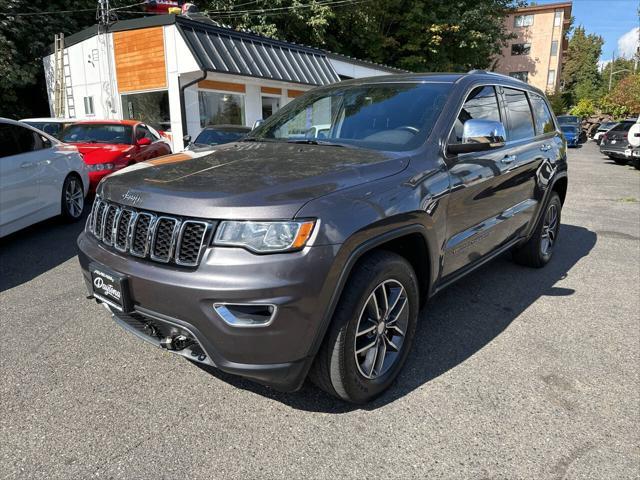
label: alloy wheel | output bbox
[65,178,84,218]
[354,279,409,380]
[540,203,559,256]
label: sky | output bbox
[536,0,639,64]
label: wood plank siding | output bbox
[198,80,246,93]
[113,27,167,92]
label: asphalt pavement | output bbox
[1,141,638,479]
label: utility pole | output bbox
[609,51,615,92]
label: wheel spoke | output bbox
[367,292,381,321]
[356,339,377,355]
[373,340,387,375]
[386,297,407,325]
[387,284,405,314]
[356,324,377,337]
[367,339,380,377]
[379,284,389,316]
[384,334,401,351]
[387,324,405,337]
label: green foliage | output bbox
[569,98,595,118]
[546,92,568,116]
[561,26,604,105]
[600,57,636,93]
[0,0,99,118]
[204,0,524,71]
[600,74,640,117]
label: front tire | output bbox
[512,192,562,268]
[310,251,419,403]
[61,174,85,221]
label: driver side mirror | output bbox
[137,137,152,146]
[183,134,192,145]
[448,119,507,155]
[252,119,264,130]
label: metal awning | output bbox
[176,18,339,86]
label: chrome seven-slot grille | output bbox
[88,197,213,267]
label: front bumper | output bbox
[78,232,341,391]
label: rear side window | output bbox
[611,122,633,132]
[0,125,20,158]
[504,88,535,141]
[529,94,556,135]
[449,86,501,143]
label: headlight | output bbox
[213,220,315,253]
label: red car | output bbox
[60,120,172,192]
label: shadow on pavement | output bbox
[195,223,597,412]
[0,208,91,292]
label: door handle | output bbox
[540,144,552,152]
[501,155,516,165]
[20,162,35,168]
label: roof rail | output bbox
[467,69,528,84]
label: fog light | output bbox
[214,303,277,327]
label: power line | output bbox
[209,0,371,17]
[0,1,147,17]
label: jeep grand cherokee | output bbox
[78,72,567,403]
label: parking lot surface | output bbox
[1,142,639,479]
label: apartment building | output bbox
[495,2,572,93]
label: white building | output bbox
[43,14,402,150]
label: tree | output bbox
[204,0,524,71]
[569,98,595,118]
[561,26,604,105]
[600,74,640,117]
[600,57,636,94]
[0,0,100,118]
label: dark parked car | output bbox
[593,121,618,145]
[78,72,568,403]
[184,124,251,150]
[600,120,636,164]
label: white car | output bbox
[0,118,89,238]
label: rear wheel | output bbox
[310,251,419,403]
[61,174,85,221]
[512,192,561,268]
[612,156,628,165]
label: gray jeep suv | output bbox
[78,72,567,403]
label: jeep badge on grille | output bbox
[121,190,143,205]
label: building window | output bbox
[198,91,245,127]
[83,96,94,115]
[550,40,559,56]
[509,71,529,82]
[547,70,556,86]
[554,10,562,27]
[511,43,531,56]
[514,14,534,27]
[121,90,170,131]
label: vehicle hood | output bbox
[99,141,408,219]
[70,143,133,164]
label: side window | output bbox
[449,86,501,144]
[529,94,556,135]
[14,126,39,153]
[503,88,535,141]
[136,125,154,141]
[0,125,20,158]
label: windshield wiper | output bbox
[286,139,345,147]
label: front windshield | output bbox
[61,124,133,144]
[194,129,247,146]
[247,82,452,152]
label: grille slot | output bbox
[151,217,179,262]
[102,205,119,246]
[176,221,208,266]
[93,201,107,238]
[130,213,153,257]
[114,210,134,252]
[89,197,212,267]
